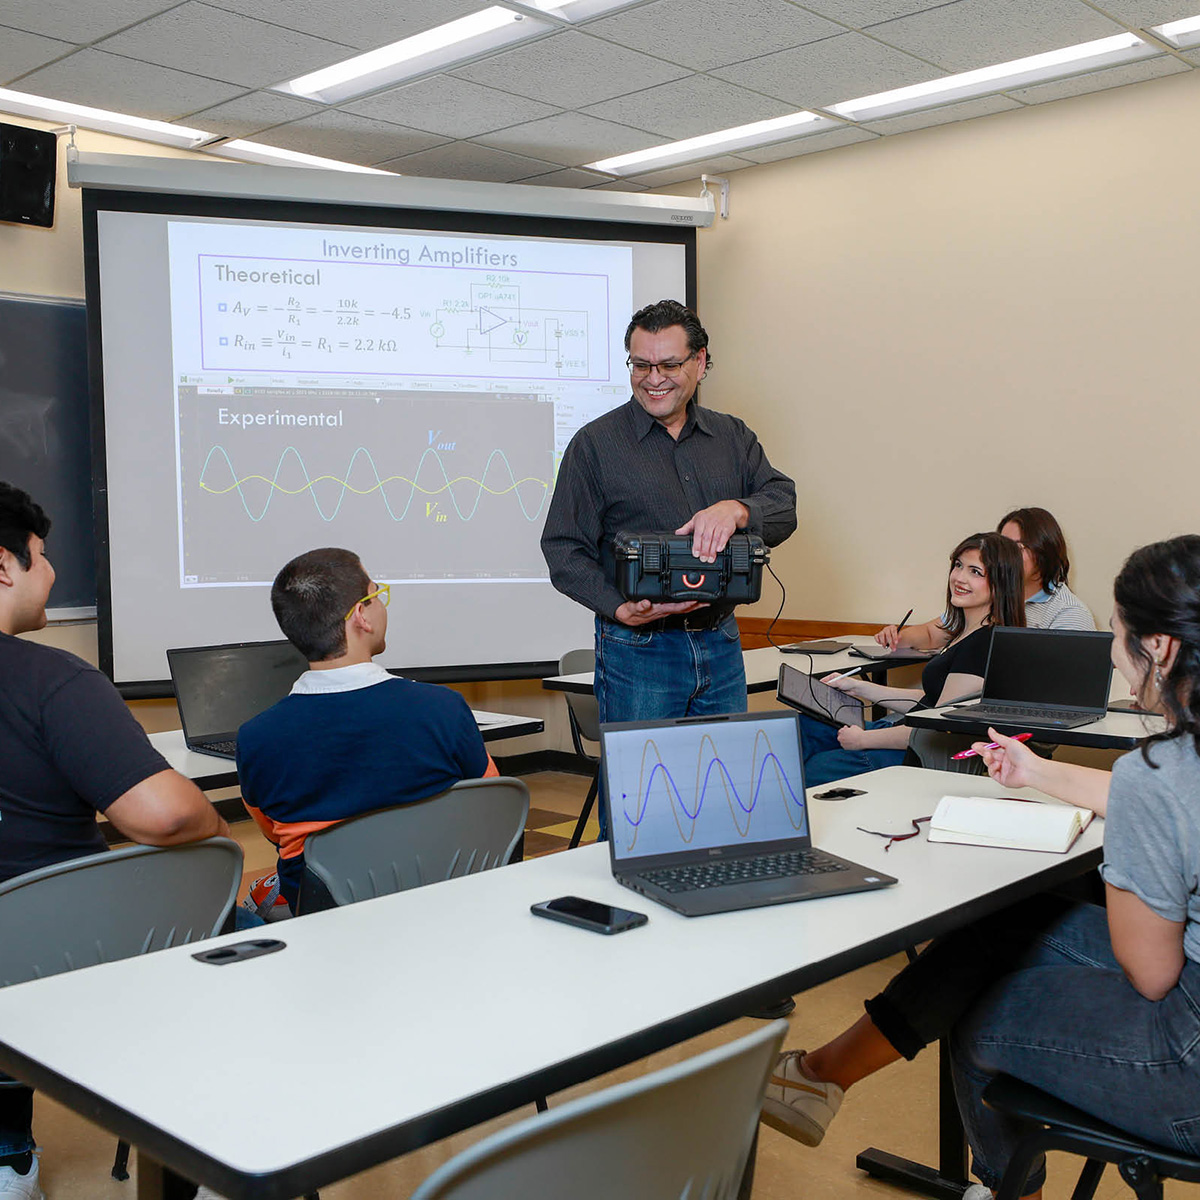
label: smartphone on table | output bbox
[530,895,648,935]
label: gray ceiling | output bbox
[2,0,1198,189]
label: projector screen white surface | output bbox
[90,200,691,686]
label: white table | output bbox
[542,636,930,697]
[905,672,1165,751]
[148,708,545,790]
[0,767,1101,1200]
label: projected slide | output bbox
[166,220,633,590]
[179,388,552,584]
[606,719,809,857]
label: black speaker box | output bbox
[0,123,57,228]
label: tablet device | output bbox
[849,645,937,661]
[780,640,851,654]
[777,663,866,727]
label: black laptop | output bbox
[167,640,309,759]
[600,710,896,918]
[939,628,1113,731]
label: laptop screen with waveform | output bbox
[602,712,810,863]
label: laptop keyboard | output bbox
[956,705,1096,725]
[638,848,849,894]
[196,738,237,756]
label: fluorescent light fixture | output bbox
[526,0,644,19]
[589,111,834,176]
[0,87,212,148]
[277,7,554,104]
[207,140,395,173]
[1152,13,1200,48]
[831,33,1157,122]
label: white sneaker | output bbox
[193,1188,228,1200]
[0,1155,44,1200]
[760,1050,844,1146]
[962,1185,993,1200]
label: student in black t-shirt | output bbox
[797,531,1025,786]
[0,481,230,1199]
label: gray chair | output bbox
[297,777,530,913]
[0,838,243,1183]
[559,648,601,848]
[409,1020,787,1200]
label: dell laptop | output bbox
[939,627,1113,731]
[168,640,309,759]
[600,710,896,917]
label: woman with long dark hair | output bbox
[799,531,1025,785]
[764,535,1200,1200]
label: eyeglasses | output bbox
[626,351,697,377]
[345,581,390,622]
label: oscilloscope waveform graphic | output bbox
[198,444,550,523]
[621,731,805,852]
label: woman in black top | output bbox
[798,532,1025,786]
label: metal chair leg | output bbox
[111,1138,131,1181]
[568,773,599,849]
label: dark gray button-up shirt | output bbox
[541,397,797,619]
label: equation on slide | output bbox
[197,256,609,381]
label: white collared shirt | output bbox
[289,662,396,695]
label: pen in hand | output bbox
[895,608,913,634]
[951,732,1034,760]
[826,665,866,684]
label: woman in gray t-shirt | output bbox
[761,535,1200,1196]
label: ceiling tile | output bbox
[0,25,75,83]
[860,93,1020,134]
[0,0,175,43]
[582,76,796,139]
[584,0,842,72]
[376,141,563,182]
[259,110,447,164]
[17,49,245,120]
[475,111,657,167]
[623,152,756,187]
[183,90,325,137]
[712,31,939,108]
[345,76,560,139]
[1183,47,1200,65]
[200,0,485,50]
[736,124,876,161]
[452,29,689,107]
[865,0,1126,73]
[1092,1,1200,24]
[515,167,616,187]
[94,2,354,88]
[1005,52,1187,103]
[796,1,962,26]
[590,178,650,190]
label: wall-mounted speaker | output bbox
[0,123,57,228]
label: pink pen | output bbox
[951,732,1034,760]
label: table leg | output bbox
[856,1038,969,1200]
[135,1150,197,1200]
[737,1127,758,1200]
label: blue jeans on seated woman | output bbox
[798,712,907,787]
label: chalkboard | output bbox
[0,293,96,616]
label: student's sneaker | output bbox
[241,872,291,922]
[0,1153,44,1199]
[961,1185,993,1200]
[760,1050,844,1146]
[193,1187,227,1199]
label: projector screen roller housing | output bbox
[84,191,694,691]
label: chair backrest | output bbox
[0,838,243,988]
[559,648,600,748]
[299,776,530,912]
[411,1020,787,1200]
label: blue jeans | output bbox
[593,614,747,836]
[798,713,907,786]
[949,902,1200,1190]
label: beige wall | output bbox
[686,66,1200,630]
